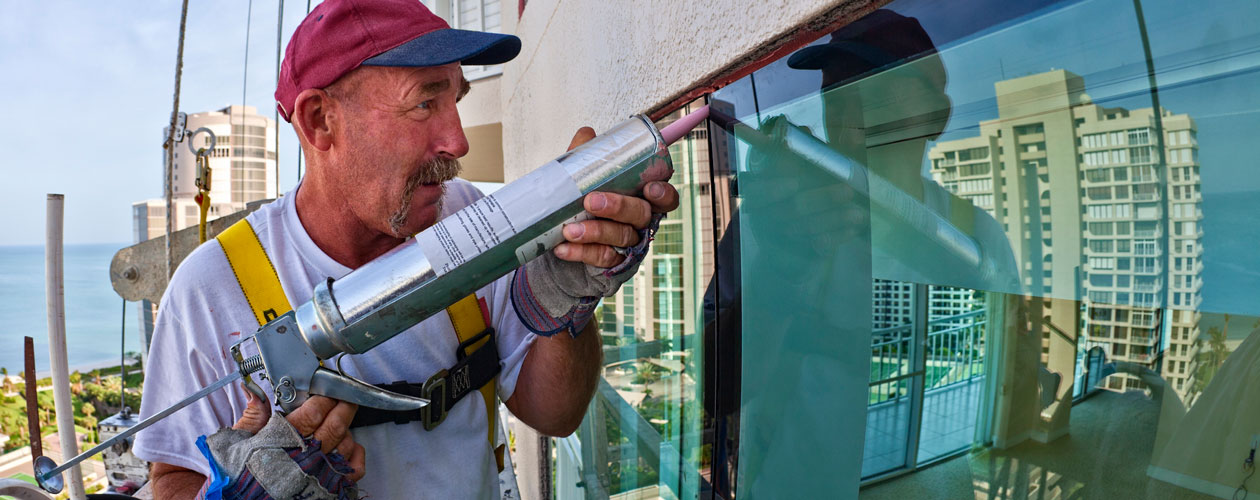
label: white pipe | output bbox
[44,194,85,500]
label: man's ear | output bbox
[293,89,337,152]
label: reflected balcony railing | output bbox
[1133,227,1162,238]
[869,309,987,408]
[1134,262,1163,275]
[559,334,712,499]
[1131,332,1159,345]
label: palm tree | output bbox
[1210,314,1230,370]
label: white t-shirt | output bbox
[134,179,536,499]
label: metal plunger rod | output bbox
[37,364,253,485]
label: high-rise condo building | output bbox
[928,69,1203,404]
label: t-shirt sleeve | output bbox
[489,270,536,402]
[132,252,249,476]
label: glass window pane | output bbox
[704,0,1259,497]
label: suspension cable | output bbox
[163,0,192,279]
[239,0,254,196]
[275,0,285,197]
[119,298,126,410]
[297,0,312,183]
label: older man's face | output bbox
[330,63,471,238]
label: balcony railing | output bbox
[869,309,987,407]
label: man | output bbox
[133,0,679,497]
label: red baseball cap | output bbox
[275,0,521,122]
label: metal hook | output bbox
[187,127,217,155]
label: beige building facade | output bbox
[929,69,1204,404]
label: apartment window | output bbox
[1086,168,1111,183]
[1083,133,1106,148]
[1127,128,1150,145]
[428,0,504,79]
[1129,146,1152,163]
[1089,240,1114,253]
[1089,257,1115,270]
[1087,187,1111,200]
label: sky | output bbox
[0,1,318,246]
[0,0,1255,246]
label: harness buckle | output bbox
[420,369,448,430]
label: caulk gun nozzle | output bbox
[660,105,710,145]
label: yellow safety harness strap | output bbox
[218,219,292,324]
[447,294,505,472]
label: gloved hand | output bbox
[198,394,363,500]
[510,127,678,337]
[510,211,661,336]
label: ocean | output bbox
[0,243,144,376]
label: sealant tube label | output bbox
[416,160,581,276]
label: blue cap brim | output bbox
[363,28,522,67]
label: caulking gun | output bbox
[35,107,710,493]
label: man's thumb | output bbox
[232,389,271,433]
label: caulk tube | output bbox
[295,114,673,359]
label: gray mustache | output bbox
[389,157,462,236]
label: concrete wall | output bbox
[499,0,855,180]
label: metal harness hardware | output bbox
[351,325,501,431]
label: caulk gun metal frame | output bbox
[245,113,672,413]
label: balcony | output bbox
[865,310,987,478]
[1133,280,1162,293]
[1133,226,1162,238]
[1130,332,1159,345]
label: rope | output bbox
[275,0,285,196]
[163,0,192,279]
[239,0,254,200]
[297,0,312,183]
[119,297,126,409]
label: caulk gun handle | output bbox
[245,312,430,413]
[531,211,595,251]
[305,367,430,412]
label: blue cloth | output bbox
[196,434,231,500]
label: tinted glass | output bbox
[708,0,1260,497]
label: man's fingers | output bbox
[567,127,596,152]
[643,181,680,213]
[584,192,652,229]
[311,400,359,455]
[231,389,271,433]
[283,396,340,436]
[562,219,640,247]
[344,441,367,482]
[330,431,358,458]
[554,242,623,268]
